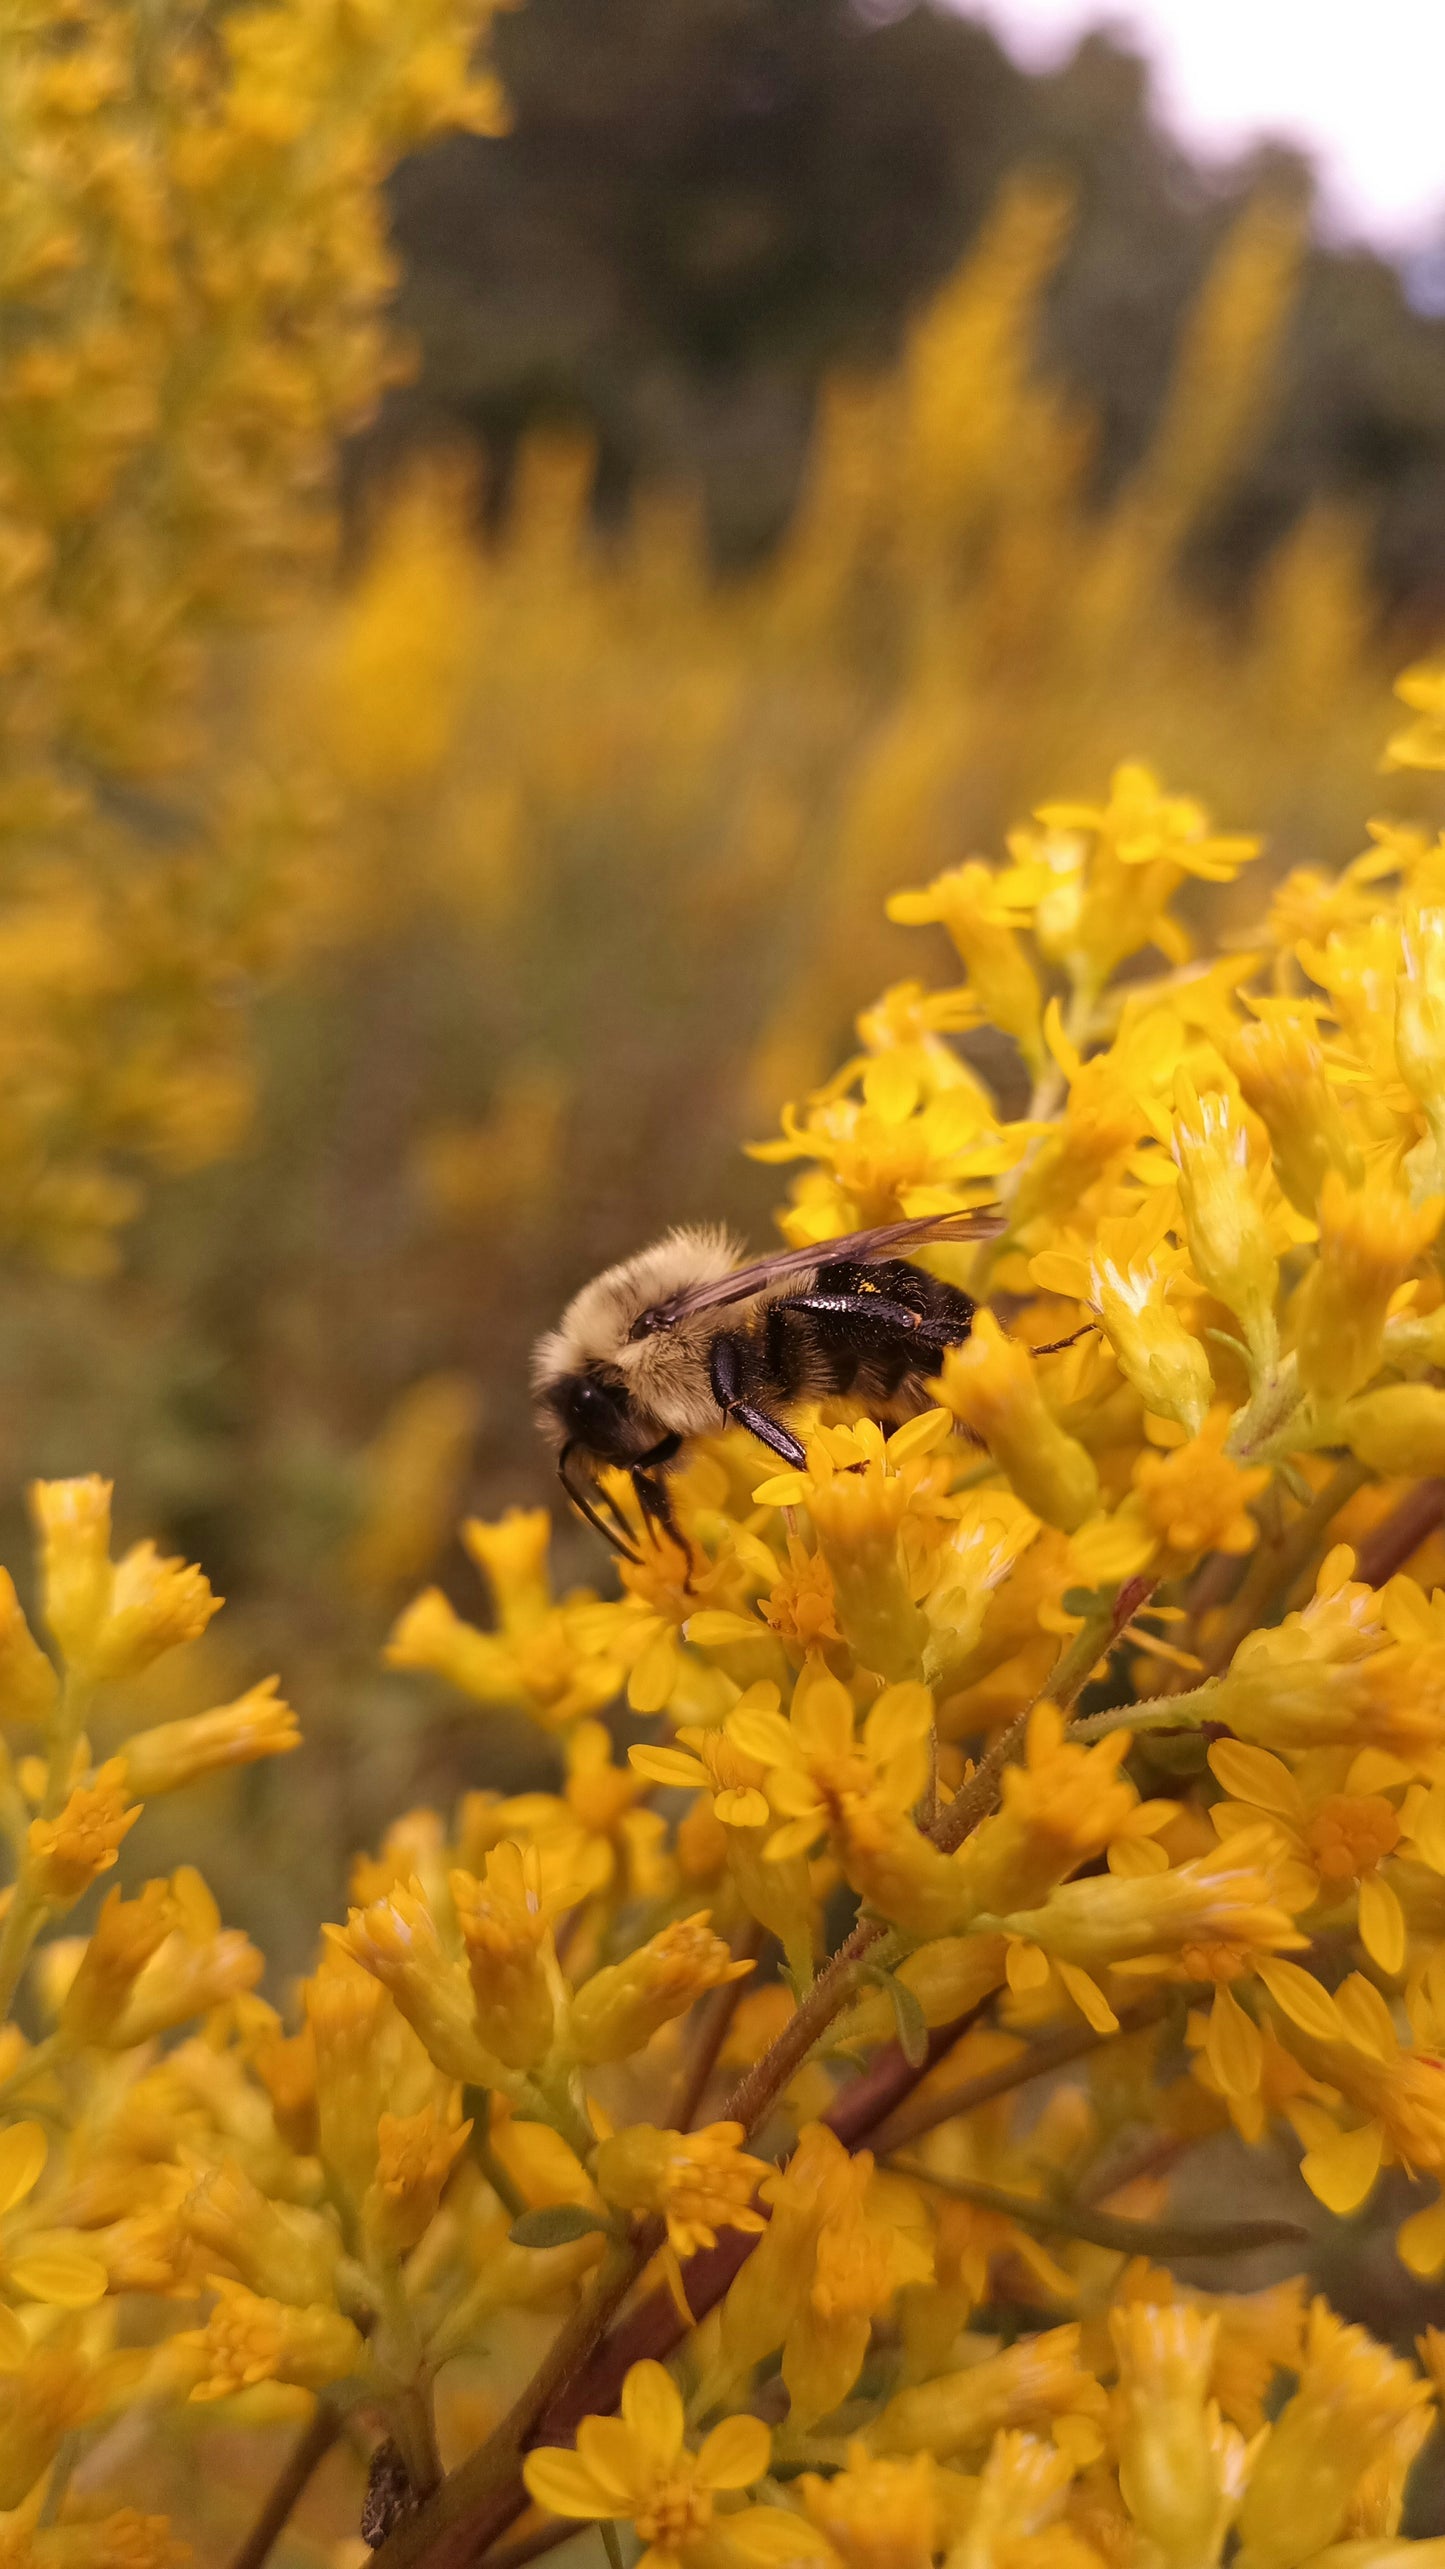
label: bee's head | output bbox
[540,1364,651,1467]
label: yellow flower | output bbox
[1234,2302,1432,2569]
[450,1840,566,2070]
[0,2122,107,2358]
[713,2124,932,2432]
[935,1313,1099,1533]
[1031,1194,1214,1436]
[996,1824,1306,2032]
[0,1574,59,1728]
[630,1689,778,1830]
[29,1476,114,1668]
[1110,2301,1248,2569]
[523,2359,772,2569]
[1132,1408,1269,1563]
[794,2444,946,2569]
[57,1880,175,2044]
[1038,761,1260,883]
[949,1699,1174,1921]
[27,1761,139,1905]
[1170,1075,1279,1366]
[385,1582,622,1732]
[1209,1737,1406,1972]
[568,1914,751,2065]
[870,2322,1106,2459]
[1226,998,1364,1217]
[595,2121,768,2259]
[727,1658,932,1864]
[119,1679,298,1796]
[180,2279,363,2401]
[1292,1168,1442,1401]
[333,1881,495,2085]
[362,2102,471,2261]
[88,1540,221,1681]
[887,859,1044,1071]
[1199,1548,1445,1769]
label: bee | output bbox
[532,1207,1006,1563]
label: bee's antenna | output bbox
[1030,1322,1100,1358]
[558,1442,642,1566]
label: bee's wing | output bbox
[630,1206,1004,1337]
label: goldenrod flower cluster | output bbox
[0,0,505,1270]
[11,677,1445,2559]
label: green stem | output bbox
[1071,1685,1218,1744]
[880,2162,1307,2258]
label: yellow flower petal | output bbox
[752,1473,809,1508]
[0,2304,28,2370]
[1357,1870,1407,1977]
[1398,2190,1445,2278]
[1301,2118,1384,2215]
[629,1746,710,1788]
[1207,1740,1302,1819]
[1005,1939,1051,1994]
[684,1611,764,1647]
[0,2121,45,2215]
[629,1633,680,1716]
[1205,1983,1263,2100]
[1057,1961,1119,2034]
[9,2245,108,2307]
[727,1707,795,1766]
[1255,1955,1348,2044]
[885,1407,953,1462]
[522,2450,623,2520]
[620,2358,685,2461]
[696,2411,771,2489]
[714,1786,771,1827]
[1333,1971,1399,2062]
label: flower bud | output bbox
[0,1571,58,1727]
[569,1912,750,2064]
[185,2160,340,2306]
[870,2323,1104,2458]
[1341,1384,1445,1476]
[89,1540,221,1681]
[1294,1172,1442,1402]
[59,1880,173,2043]
[1228,1005,1363,1216]
[451,1841,558,2070]
[28,1760,139,1906]
[595,2120,767,2258]
[334,1882,493,2083]
[362,2103,471,2261]
[181,2280,364,2401]
[936,1313,1099,1533]
[119,1679,299,1797]
[1235,2303,1432,2569]
[1172,1077,1278,1360]
[1111,2302,1243,2567]
[29,1475,113,1668]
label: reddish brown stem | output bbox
[227,2402,341,2569]
[1355,1478,1445,1587]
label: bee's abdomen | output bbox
[750,1255,976,1409]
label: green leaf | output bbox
[1276,1458,1315,1505]
[1203,1327,1252,1367]
[508,2204,614,2250]
[600,2521,627,2569]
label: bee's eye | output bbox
[554,1371,636,1458]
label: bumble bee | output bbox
[532,1207,1005,1562]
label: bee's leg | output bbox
[1030,1322,1100,1357]
[775,1291,926,1334]
[709,1331,807,1468]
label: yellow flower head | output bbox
[524,2360,771,2569]
[1292,1168,1442,1401]
[363,2101,471,2261]
[28,1761,139,1906]
[120,1679,298,1797]
[936,1313,1099,1534]
[1132,1408,1269,1564]
[450,1838,566,2070]
[568,1913,751,2066]
[89,1540,221,1681]
[180,2279,363,2402]
[1235,2301,1432,2569]
[594,2121,768,2259]
[28,1476,114,1668]
[795,2443,944,2569]
[727,1658,932,1864]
